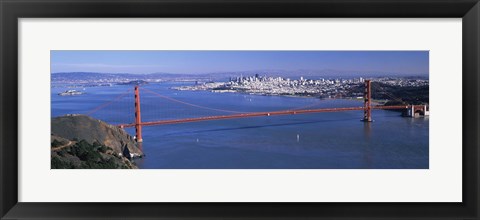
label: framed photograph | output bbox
[1,0,479,219]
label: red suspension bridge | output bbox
[86,80,428,143]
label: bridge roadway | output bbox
[117,105,409,128]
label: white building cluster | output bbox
[174,75,370,98]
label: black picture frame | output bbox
[1,0,479,219]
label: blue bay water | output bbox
[51,82,429,169]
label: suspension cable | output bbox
[86,89,133,115]
[142,88,250,114]
[371,82,404,102]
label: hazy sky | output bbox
[51,51,429,75]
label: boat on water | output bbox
[58,89,84,96]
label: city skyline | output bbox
[51,51,429,75]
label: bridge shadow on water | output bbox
[158,113,401,137]
[161,117,370,137]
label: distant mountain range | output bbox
[51,72,204,81]
[51,70,428,83]
[204,69,427,78]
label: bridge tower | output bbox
[134,86,143,142]
[363,80,372,122]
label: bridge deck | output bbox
[118,105,408,128]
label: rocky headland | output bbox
[51,114,144,169]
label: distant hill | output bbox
[51,72,214,83]
[51,115,143,169]
[52,72,141,81]
[348,82,429,105]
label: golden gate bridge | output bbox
[86,80,428,143]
